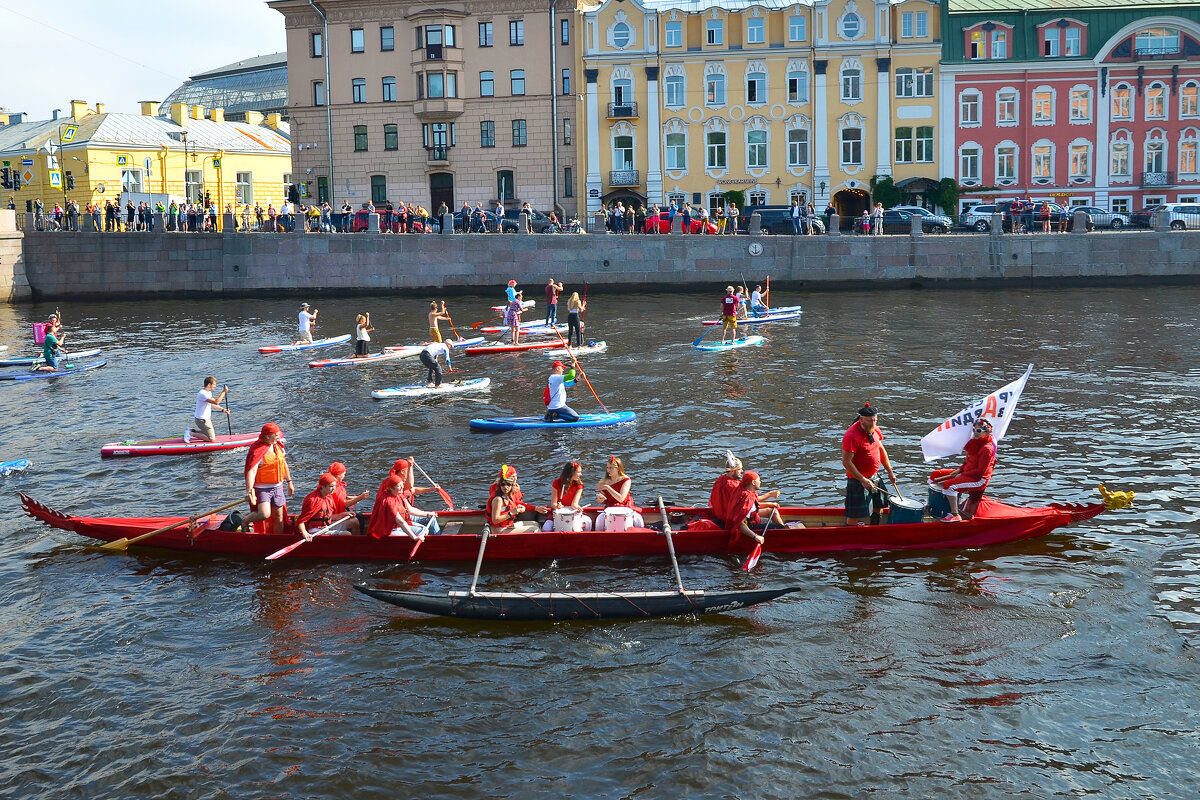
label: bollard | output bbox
[368,212,381,233]
[749,212,762,235]
[155,212,167,232]
[1155,210,1171,232]
[222,213,236,233]
[1072,209,1089,234]
[990,212,1004,235]
[593,210,607,234]
[440,212,454,235]
[671,214,684,234]
[828,213,840,236]
[910,214,924,237]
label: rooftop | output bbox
[948,0,1197,12]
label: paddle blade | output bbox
[408,536,425,560]
[437,487,455,511]
[99,538,130,551]
[692,327,711,347]
[743,542,763,571]
[266,539,307,560]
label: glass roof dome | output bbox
[161,53,289,120]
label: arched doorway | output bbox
[429,172,454,215]
[833,188,870,230]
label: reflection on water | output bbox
[1,286,1199,797]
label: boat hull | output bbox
[100,433,260,458]
[354,585,803,620]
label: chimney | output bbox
[243,110,264,125]
[265,113,283,130]
[140,101,159,117]
[52,109,60,120]
[210,108,225,124]
[0,113,9,127]
[170,103,188,126]
[191,105,205,120]
[95,102,106,115]
[70,99,88,119]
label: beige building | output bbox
[270,0,578,218]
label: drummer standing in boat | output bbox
[841,403,897,526]
[186,376,228,443]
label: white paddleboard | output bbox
[542,341,607,357]
[371,377,492,399]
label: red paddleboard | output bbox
[101,433,260,458]
[464,340,562,356]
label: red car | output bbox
[642,212,719,235]
[352,210,432,233]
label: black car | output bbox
[739,205,827,235]
[452,208,500,232]
[501,208,556,233]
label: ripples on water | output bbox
[1,286,1198,798]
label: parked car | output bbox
[959,203,998,231]
[452,208,501,232]
[889,205,952,232]
[1070,205,1130,230]
[1130,203,1200,230]
[854,209,948,234]
[643,211,719,234]
[500,208,557,233]
[996,200,1093,232]
[737,205,827,235]
[351,209,432,233]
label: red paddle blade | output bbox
[408,537,424,560]
[743,543,763,571]
[437,488,455,511]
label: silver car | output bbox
[959,203,998,232]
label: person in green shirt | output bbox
[35,315,67,372]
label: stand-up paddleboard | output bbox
[259,334,351,353]
[371,377,492,399]
[469,411,637,432]
[0,359,107,380]
[491,299,535,312]
[0,345,8,353]
[101,433,260,458]
[464,340,563,356]
[0,348,102,367]
[542,341,607,357]
[478,321,567,334]
[700,306,803,326]
[0,459,30,476]
[309,348,419,367]
[694,335,765,352]
[383,336,484,353]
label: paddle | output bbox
[692,327,712,347]
[552,327,609,413]
[468,526,492,596]
[264,518,342,561]
[658,496,685,593]
[471,314,503,330]
[223,384,232,437]
[442,302,464,340]
[100,498,244,550]
[743,507,773,572]
[411,458,454,510]
[407,531,427,561]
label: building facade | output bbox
[0,100,292,225]
[270,0,578,217]
[576,0,942,223]
[941,0,1200,216]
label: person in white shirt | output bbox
[420,341,452,387]
[354,312,374,357]
[296,302,318,344]
[187,376,228,443]
[544,361,579,423]
[750,284,769,315]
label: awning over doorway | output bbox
[895,177,941,193]
[600,188,647,205]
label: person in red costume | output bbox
[709,453,743,523]
[296,473,355,540]
[543,461,593,531]
[243,422,291,533]
[724,471,786,546]
[328,461,369,535]
[594,455,645,530]
[928,418,997,522]
[488,465,548,532]
[841,403,897,526]
[366,474,440,539]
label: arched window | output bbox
[611,122,635,170]
[1179,128,1198,176]
[705,65,726,106]
[1111,84,1131,120]
[840,59,862,102]
[664,66,686,108]
[746,117,768,170]
[1110,131,1132,181]
[745,61,767,105]
[786,114,810,171]
[1068,138,1092,182]
[786,61,809,104]
[995,140,1018,185]
[1145,129,1167,173]
[1181,81,1199,119]
[664,119,687,171]
[1146,82,1168,120]
[705,118,728,172]
[1031,139,1055,184]
[958,142,981,185]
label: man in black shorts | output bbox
[841,403,897,525]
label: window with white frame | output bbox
[1032,142,1054,182]
[748,190,767,206]
[787,127,808,168]
[991,30,1007,59]
[706,129,727,169]
[665,131,686,170]
[1069,141,1091,179]
[1111,197,1131,214]
[1033,88,1054,123]
[1136,27,1180,57]
[706,71,726,106]
[1146,83,1167,119]
[896,67,933,98]
[1112,84,1131,119]
[1182,82,1199,118]
[746,70,766,104]
[747,17,764,44]
[613,133,634,170]
[996,144,1017,183]
[1070,87,1091,122]
[789,15,806,42]
[665,75,685,107]
[1146,135,1166,172]
[665,20,682,47]
[997,89,1018,125]
[236,172,253,205]
[1110,137,1131,177]
[841,65,861,101]
[1065,26,1081,56]
[895,126,915,163]
[1043,27,1059,57]
[1179,132,1198,176]
[747,129,767,168]
[787,63,808,103]
[900,11,929,38]
[613,76,633,106]
[959,144,981,184]
[960,91,981,126]
[840,12,861,39]
[707,19,723,46]
[915,126,934,163]
[841,127,862,166]
[668,192,686,208]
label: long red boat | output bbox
[19,492,1114,562]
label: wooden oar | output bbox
[101,498,244,551]
[265,519,342,561]
[468,526,492,596]
[658,496,685,593]
[553,327,609,412]
[411,458,454,510]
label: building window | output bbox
[1033,89,1054,123]
[664,75,684,106]
[1033,143,1053,180]
[1043,27,1059,57]
[613,135,633,170]
[184,169,201,202]
[351,78,366,103]
[354,125,368,151]
[351,28,364,53]
[497,170,515,202]
[895,126,914,163]
[747,129,767,168]
[665,21,682,47]
[747,18,764,44]
[1069,87,1091,122]
[789,15,805,42]
[371,174,386,204]
[381,26,394,51]
[382,76,396,102]
[787,128,808,167]
[511,69,525,95]
[564,167,573,197]
[915,126,934,163]
[384,124,398,151]
[706,20,723,46]
[613,77,633,106]
[311,32,323,57]
[706,73,726,106]
[841,127,862,166]
[1146,83,1167,119]
[612,22,631,48]
[746,72,766,104]
[313,81,325,106]
[1146,139,1165,172]
[1111,141,1130,176]
[787,69,808,103]
[841,14,861,38]
[512,119,527,147]
[563,118,572,145]
[960,91,980,125]
[960,145,980,183]
[561,18,570,45]
[895,67,933,98]
[427,73,444,98]
[842,67,861,101]
[902,11,927,39]
[997,90,1017,124]
[666,132,686,170]
[1136,28,1180,57]
[481,120,495,147]
[480,71,494,97]
[1112,85,1131,119]
[317,177,328,204]
[896,126,933,165]
[1181,82,1199,118]
[1065,26,1080,56]
[562,69,570,95]
[510,20,524,45]
[1111,197,1131,214]
[1069,142,1091,179]
[479,22,493,47]
[996,145,1017,182]
[748,190,767,206]
[992,30,1007,59]
[1180,137,1198,175]
[236,172,253,205]
[706,130,727,169]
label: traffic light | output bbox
[11,171,20,190]
[66,172,75,190]
[287,184,299,204]
[0,167,10,189]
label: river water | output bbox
[0,285,1197,798]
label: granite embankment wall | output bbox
[6,225,1200,302]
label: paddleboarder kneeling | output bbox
[750,285,769,315]
[720,286,738,344]
[296,473,355,540]
[841,403,897,526]
[33,316,68,372]
[544,361,579,423]
[488,465,548,533]
[244,423,292,534]
[185,376,228,443]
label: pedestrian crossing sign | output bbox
[49,170,61,188]
[62,126,78,143]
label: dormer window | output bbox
[1042,20,1085,58]
[968,24,1010,60]
[1136,28,1180,58]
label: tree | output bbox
[925,178,963,219]
[869,175,902,210]
[722,190,745,208]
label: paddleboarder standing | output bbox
[354,312,374,358]
[505,291,525,345]
[295,302,318,345]
[841,403,897,526]
[720,286,739,344]
[428,301,451,343]
[544,361,579,423]
[544,277,564,326]
[185,376,229,443]
[420,341,452,388]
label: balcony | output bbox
[413,98,465,119]
[411,46,464,68]
[1141,170,1175,187]
[1134,46,1181,61]
[607,101,639,118]
[426,146,451,163]
[608,169,640,186]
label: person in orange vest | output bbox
[243,423,292,533]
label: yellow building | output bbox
[576,0,942,223]
[0,99,291,229]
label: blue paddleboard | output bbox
[694,336,765,352]
[469,411,637,432]
[0,359,108,380]
[0,459,30,476]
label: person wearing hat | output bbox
[295,303,318,345]
[296,473,355,541]
[366,474,440,540]
[487,464,548,532]
[928,418,996,521]
[724,471,785,546]
[544,361,579,423]
[720,286,739,344]
[709,452,744,524]
[243,423,292,533]
[841,403,897,526]
[328,462,369,535]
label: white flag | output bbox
[920,365,1033,462]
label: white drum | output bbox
[553,508,580,532]
[605,507,634,532]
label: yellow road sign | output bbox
[62,126,78,143]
